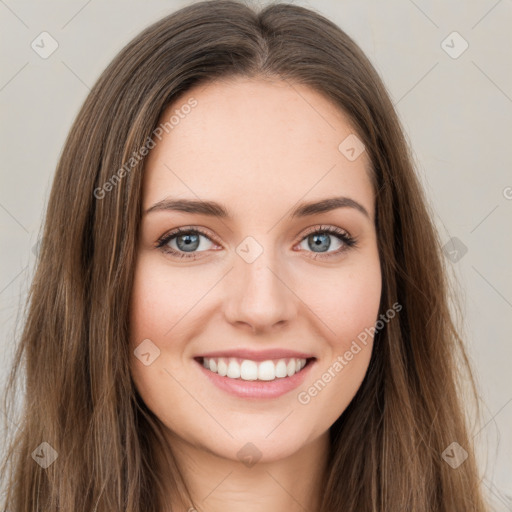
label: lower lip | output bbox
[195,358,316,399]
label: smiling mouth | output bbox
[194,356,316,382]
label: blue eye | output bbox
[295,225,357,259]
[156,227,216,259]
[156,225,357,260]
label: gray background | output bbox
[1,0,511,508]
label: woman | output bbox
[1,1,489,510]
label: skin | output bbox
[129,76,382,512]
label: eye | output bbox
[295,225,357,259]
[156,227,218,260]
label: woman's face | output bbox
[129,77,381,463]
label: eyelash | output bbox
[155,225,358,261]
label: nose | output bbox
[223,245,297,334]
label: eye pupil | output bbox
[309,233,331,252]
[177,233,200,252]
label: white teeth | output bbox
[227,359,241,379]
[240,360,258,381]
[258,360,275,381]
[275,360,287,378]
[201,357,308,381]
[217,358,228,377]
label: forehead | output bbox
[142,77,374,221]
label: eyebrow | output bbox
[144,196,370,220]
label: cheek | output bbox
[129,254,205,343]
[336,271,382,342]
[128,254,219,404]
[292,255,381,417]
[294,254,382,349]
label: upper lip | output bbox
[195,349,316,361]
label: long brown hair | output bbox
[1,1,489,510]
